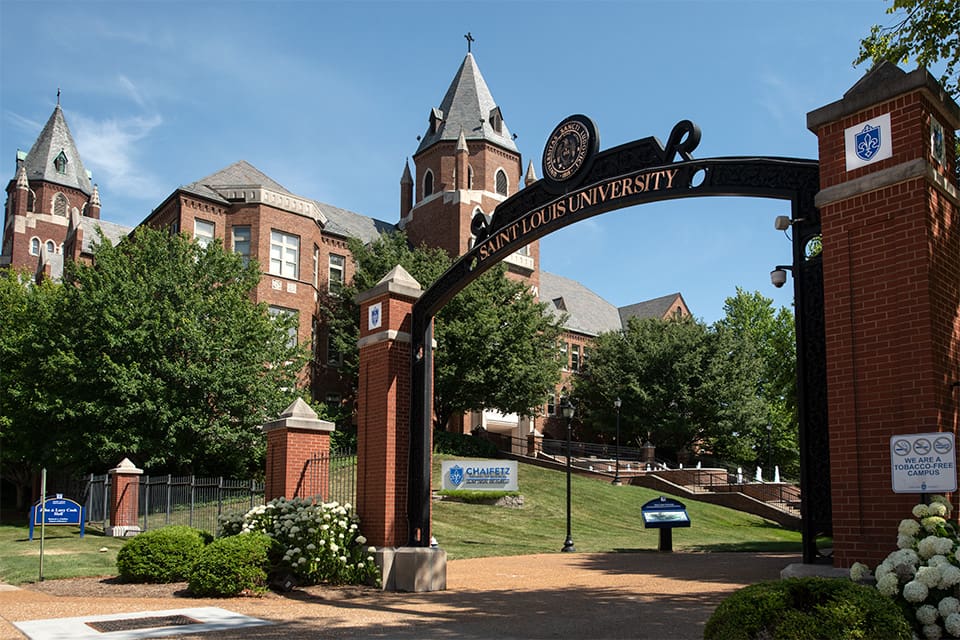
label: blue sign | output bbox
[29,495,85,540]
[448,465,465,488]
[441,460,518,491]
[855,124,882,161]
[641,496,691,529]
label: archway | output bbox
[407,116,829,563]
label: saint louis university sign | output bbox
[408,115,827,562]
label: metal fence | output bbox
[81,449,357,535]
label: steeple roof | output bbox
[415,53,518,156]
[23,104,93,195]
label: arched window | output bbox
[53,193,68,216]
[467,166,474,189]
[29,237,40,255]
[495,169,508,196]
[423,170,434,197]
[45,240,56,254]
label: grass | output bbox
[0,525,128,585]
[0,455,805,584]
[431,455,803,559]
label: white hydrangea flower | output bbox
[923,623,943,639]
[939,597,960,618]
[929,502,949,517]
[344,503,352,511]
[915,504,932,518]
[297,556,307,565]
[330,543,339,553]
[905,580,931,603]
[877,573,900,596]
[876,562,893,581]
[356,535,367,545]
[919,604,941,625]
[945,613,960,637]
[901,534,918,550]
[366,555,375,563]
[368,546,376,553]
[901,518,922,537]
[940,565,960,589]
[850,562,871,582]
[918,566,942,588]
[923,516,947,533]
[306,543,316,551]
[340,555,348,563]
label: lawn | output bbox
[432,455,803,559]
[0,456,804,584]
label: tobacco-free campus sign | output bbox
[890,432,957,493]
[441,460,518,491]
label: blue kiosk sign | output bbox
[29,495,85,540]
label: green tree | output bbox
[714,288,799,476]
[573,316,764,463]
[0,269,65,507]
[856,0,959,95]
[42,227,305,475]
[324,231,563,430]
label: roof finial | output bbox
[464,32,474,54]
[57,88,61,105]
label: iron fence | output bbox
[300,449,357,506]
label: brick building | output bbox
[2,52,688,439]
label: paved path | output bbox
[0,552,797,639]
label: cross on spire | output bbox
[56,88,61,105]
[464,32,474,53]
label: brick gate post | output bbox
[807,62,960,567]
[263,398,335,501]
[355,265,422,548]
[106,458,142,537]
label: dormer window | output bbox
[489,107,503,135]
[429,108,444,135]
[54,151,68,174]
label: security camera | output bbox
[770,268,788,288]
[774,216,792,231]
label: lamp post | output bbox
[612,397,622,485]
[561,397,576,553]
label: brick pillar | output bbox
[264,398,335,501]
[356,265,422,548]
[106,458,142,537]
[807,62,960,567]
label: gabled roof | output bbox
[316,200,396,244]
[619,292,687,325]
[415,53,518,156]
[77,217,133,254]
[180,160,293,202]
[539,271,622,337]
[23,105,93,195]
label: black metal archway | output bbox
[408,117,829,563]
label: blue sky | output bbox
[1,1,898,323]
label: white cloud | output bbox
[70,112,167,201]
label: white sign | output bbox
[367,302,382,330]
[441,460,518,491]
[845,113,893,171]
[890,432,957,493]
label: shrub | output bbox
[433,429,498,457]
[853,495,960,638]
[188,532,277,597]
[116,525,211,583]
[704,576,912,640]
[219,497,379,587]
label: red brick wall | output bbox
[815,86,960,566]
[109,472,140,529]
[264,428,331,501]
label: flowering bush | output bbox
[854,495,960,639]
[219,497,379,587]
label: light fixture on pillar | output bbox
[561,397,576,553]
[770,265,793,289]
[612,397,622,486]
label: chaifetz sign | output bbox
[890,432,957,494]
[441,460,518,491]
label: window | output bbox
[312,245,319,288]
[467,166,474,189]
[268,306,298,347]
[496,169,508,196]
[559,341,568,368]
[571,344,580,372]
[546,392,556,416]
[53,193,68,216]
[328,253,345,293]
[29,237,40,255]
[194,219,215,249]
[328,333,342,366]
[45,240,56,255]
[232,226,250,265]
[169,221,180,235]
[325,393,342,407]
[423,170,434,197]
[270,230,299,278]
[54,151,67,174]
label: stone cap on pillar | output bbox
[108,458,143,476]
[356,264,422,305]
[263,397,335,433]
